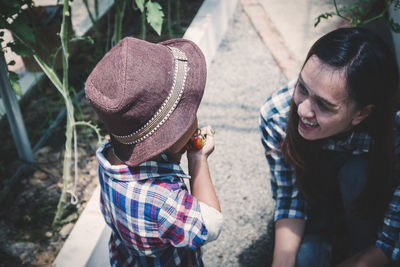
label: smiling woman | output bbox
[294,56,371,141]
[259,27,400,267]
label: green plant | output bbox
[83,0,101,41]
[134,0,164,40]
[0,0,180,226]
[315,0,400,32]
[112,0,165,45]
[0,0,34,94]
[0,0,102,225]
[167,0,183,37]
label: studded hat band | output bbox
[112,46,188,145]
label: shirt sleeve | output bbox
[198,201,223,243]
[157,188,208,250]
[259,110,309,222]
[375,139,400,261]
[376,184,400,261]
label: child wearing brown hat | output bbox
[85,36,223,266]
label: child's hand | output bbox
[187,125,221,213]
[187,126,215,160]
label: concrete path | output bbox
[241,0,343,80]
[183,4,286,266]
[257,0,342,64]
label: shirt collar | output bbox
[323,130,371,154]
[323,110,400,154]
[96,141,191,182]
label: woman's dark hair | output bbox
[281,27,399,218]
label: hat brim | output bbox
[111,38,207,166]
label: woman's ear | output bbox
[351,105,374,126]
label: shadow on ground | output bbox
[238,218,275,267]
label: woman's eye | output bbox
[316,100,330,112]
[297,84,308,95]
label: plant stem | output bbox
[10,0,100,226]
[362,0,393,25]
[167,0,172,37]
[106,6,112,51]
[333,0,351,22]
[175,0,181,27]
[74,121,103,144]
[95,0,99,18]
[53,0,75,225]
[83,0,101,42]
[141,8,147,40]
[113,0,126,46]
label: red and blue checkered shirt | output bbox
[96,141,209,266]
[259,79,400,261]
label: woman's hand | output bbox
[336,245,391,267]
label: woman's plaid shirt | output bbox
[97,141,208,267]
[259,80,400,261]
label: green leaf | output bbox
[11,80,22,96]
[0,31,4,37]
[7,42,34,57]
[135,0,145,13]
[0,20,7,30]
[9,18,36,43]
[7,70,22,96]
[146,1,164,36]
[348,4,356,10]
[7,70,19,83]
[0,0,23,19]
[32,54,64,95]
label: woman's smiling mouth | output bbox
[299,116,319,128]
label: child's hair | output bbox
[281,27,399,218]
[85,37,207,166]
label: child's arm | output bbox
[187,126,221,212]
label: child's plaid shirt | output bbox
[96,141,222,267]
[259,79,400,261]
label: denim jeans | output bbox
[295,153,379,267]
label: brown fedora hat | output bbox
[85,37,206,166]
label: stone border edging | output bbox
[52,186,111,266]
[184,0,239,69]
[52,0,239,266]
[241,0,300,80]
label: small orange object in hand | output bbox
[186,128,215,150]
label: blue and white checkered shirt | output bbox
[259,79,400,261]
[96,141,222,267]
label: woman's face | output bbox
[293,55,368,141]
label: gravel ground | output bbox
[181,5,287,266]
